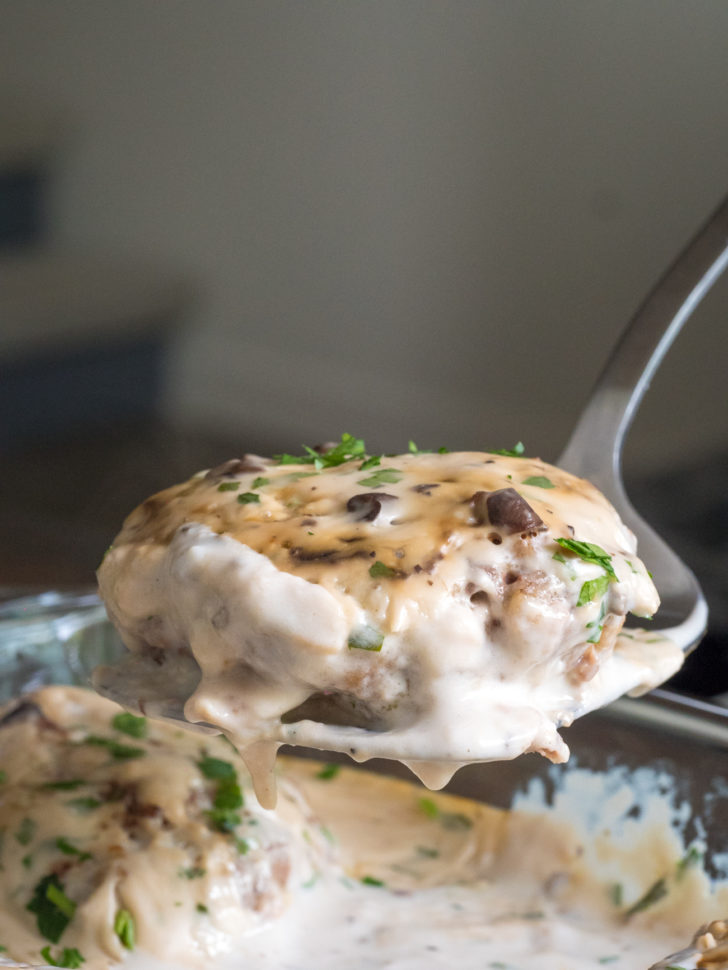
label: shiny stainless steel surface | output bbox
[560,193,728,655]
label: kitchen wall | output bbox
[2,1,727,472]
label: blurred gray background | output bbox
[0,3,727,688]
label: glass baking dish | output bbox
[1,590,726,968]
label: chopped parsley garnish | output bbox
[114,908,135,950]
[609,883,623,907]
[522,475,555,489]
[82,736,145,760]
[418,797,440,819]
[416,846,439,859]
[237,492,261,504]
[576,574,610,607]
[0,770,6,784]
[360,875,385,887]
[196,903,209,914]
[554,538,617,581]
[347,626,384,651]
[556,538,619,637]
[624,877,668,917]
[407,441,449,455]
[493,442,525,457]
[66,797,101,813]
[417,797,473,830]
[40,945,85,968]
[55,838,92,863]
[357,468,403,489]
[441,812,474,831]
[217,481,239,492]
[358,455,381,471]
[275,433,367,469]
[369,561,396,579]
[197,756,236,780]
[179,866,206,879]
[586,596,608,644]
[676,844,704,877]
[22,854,33,869]
[316,763,341,781]
[235,838,250,855]
[27,874,76,942]
[111,712,147,739]
[42,780,85,791]
[15,817,36,846]
[251,476,269,489]
[198,757,243,832]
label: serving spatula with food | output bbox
[94,194,728,808]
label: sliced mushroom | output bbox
[346,492,397,522]
[486,488,545,535]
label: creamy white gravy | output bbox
[95,448,683,806]
[1,688,725,970]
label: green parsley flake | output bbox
[251,476,270,489]
[407,441,448,455]
[22,854,33,869]
[586,596,608,644]
[114,908,135,950]
[196,903,209,914]
[576,574,610,607]
[554,538,617,581]
[237,492,261,504]
[522,475,555,489]
[418,797,440,819]
[347,626,384,651]
[217,481,239,492]
[82,736,145,760]
[197,756,236,780]
[27,874,76,942]
[493,442,525,457]
[0,770,6,783]
[66,797,101,813]
[198,757,244,832]
[42,780,85,791]
[369,561,397,579]
[360,875,385,887]
[676,844,704,878]
[441,812,474,831]
[624,877,668,917]
[179,866,206,879]
[235,838,250,855]
[358,455,381,471]
[357,468,403,489]
[40,945,85,968]
[55,838,92,863]
[111,712,147,739]
[275,433,367,469]
[15,817,36,846]
[417,797,472,830]
[316,763,341,781]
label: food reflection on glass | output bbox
[95,435,683,807]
